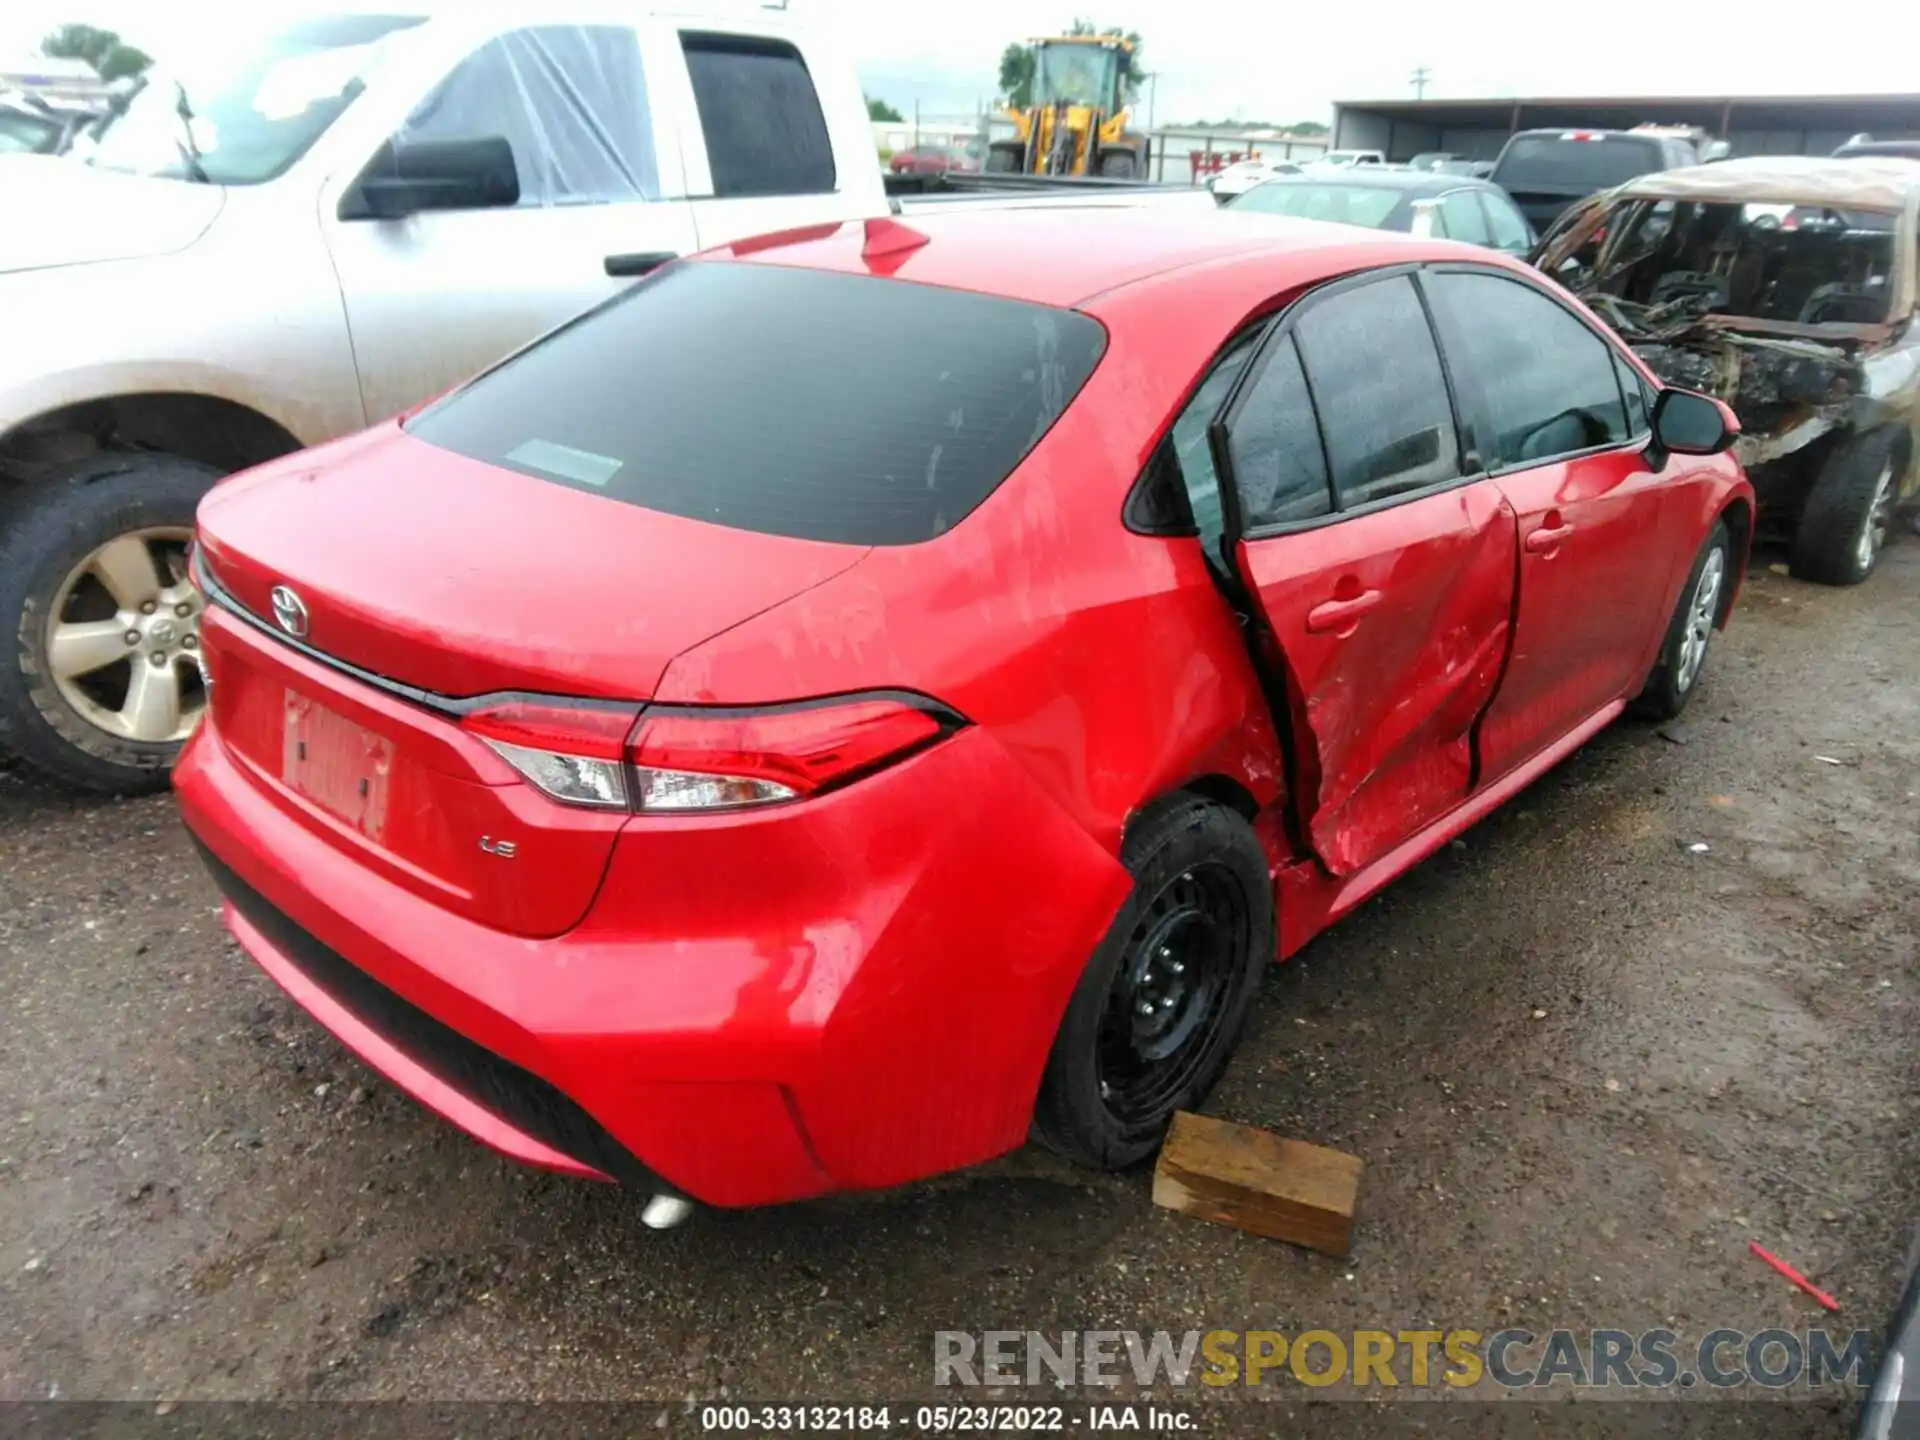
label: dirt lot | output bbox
[1,543,1915,1436]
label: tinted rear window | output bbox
[1494,135,1665,192]
[406,262,1107,546]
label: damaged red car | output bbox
[176,208,1753,1219]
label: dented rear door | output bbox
[1215,271,1518,878]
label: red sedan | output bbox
[889,144,976,175]
[176,208,1752,1219]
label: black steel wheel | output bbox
[1095,862,1249,1128]
[1034,797,1273,1170]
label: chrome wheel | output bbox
[1857,459,1896,571]
[1674,545,1725,694]
[45,528,205,744]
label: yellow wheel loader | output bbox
[987,36,1144,179]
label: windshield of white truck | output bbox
[86,14,424,185]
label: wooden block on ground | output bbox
[1152,1110,1362,1256]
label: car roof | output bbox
[711,205,1463,309]
[1255,170,1490,197]
[1611,154,1920,210]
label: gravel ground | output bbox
[1,543,1915,1438]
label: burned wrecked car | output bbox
[1538,156,1920,584]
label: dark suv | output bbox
[1491,128,1697,230]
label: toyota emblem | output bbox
[270,585,310,639]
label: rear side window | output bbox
[682,32,835,197]
[1161,333,1259,540]
[1482,192,1534,253]
[1293,276,1460,507]
[1437,191,1491,246]
[1494,134,1664,191]
[1227,336,1334,527]
[406,263,1106,546]
[1425,271,1629,465]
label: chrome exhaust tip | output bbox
[641,1193,695,1230]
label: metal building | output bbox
[1330,93,1920,164]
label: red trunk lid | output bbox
[194,426,869,937]
[198,427,869,701]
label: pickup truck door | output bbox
[320,21,699,425]
[1213,271,1518,877]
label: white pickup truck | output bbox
[0,3,905,792]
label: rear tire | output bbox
[0,456,222,794]
[1097,148,1139,179]
[1790,427,1905,586]
[1033,797,1274,1170]
[1635,520,1731,722]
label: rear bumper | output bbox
[190,836,650,1187]
[175,705,1128,1206]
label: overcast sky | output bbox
[8,0,1919,126]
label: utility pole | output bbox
[1411,66,1431,100]
[1145,72,1158,133]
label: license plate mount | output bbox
[282,688,393,841]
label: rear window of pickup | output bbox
[1495,134,1668,192]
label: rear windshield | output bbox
[1230,183,1407,229]
[406,262,1107,546]
[1495,134,1665,192]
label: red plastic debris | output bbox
[1749,1242,1841,1312]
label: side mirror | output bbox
[1648,387,1739,471]
[341,135,519,221]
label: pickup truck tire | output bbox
[0,457,221,795]
[1635,520,1731,721]
[1791,427,1905,586]
[1032,796,1273,1170]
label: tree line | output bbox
[39,22,151,81]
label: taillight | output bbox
[463,698,642,809]
[460,693,961,814]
